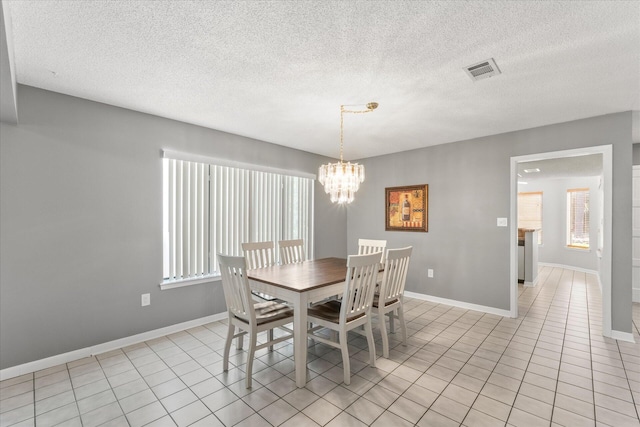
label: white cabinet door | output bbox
[633,166,640,302]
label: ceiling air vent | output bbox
[464,58,501,81]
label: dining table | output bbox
[247,257,350,387]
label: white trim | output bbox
[0,313,227,381]
[510,145,612,338]
[404,291,512,318]
[160,275,221,290]
[633,287,640,303]
[610,330,636,343]
[162,149,316,180]
[523,274,539,287]
[537,262,599,276]
[509,158,518,318]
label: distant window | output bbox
[567,188,590,249]
[518,192,542,244]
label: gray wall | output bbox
[348,112,633,333]
[0,85,346,369]
[518,177,600,271]
[634,143,640,165]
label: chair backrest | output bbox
[279,239,306,265]
[340,252,381,322]
[358,239,387,263]
[218,254,255,324]
[242,241,275,270]
[379,246,413,305]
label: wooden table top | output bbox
[247,257,348,292]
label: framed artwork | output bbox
[385,184,428,232]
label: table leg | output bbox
[293,293,309,387]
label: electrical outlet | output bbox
[428,269,434,278]
[497,217,508,227]
[141,293,150,307]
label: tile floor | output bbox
[1,266,640,426]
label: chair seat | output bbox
[308,300,365,324]
[235,301,293,325]
[372,293,398,308]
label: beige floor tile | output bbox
[416,409,460,427]
[302,398,342,426]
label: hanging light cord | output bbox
[339,103,378,163]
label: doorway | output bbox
[509,145,613,337]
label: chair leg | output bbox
[245,329,257,389]
[236,333,244,350]
[223,321,234,372]
[339,329,351,385]
[268,329,274,352]
[365,319,376,368]
[379,310,390,358]
[398,304,407,346]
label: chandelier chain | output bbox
[339,104,377,163]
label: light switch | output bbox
[497,218,508,227]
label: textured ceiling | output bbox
[518,154,603,182]
[3,1,639,160]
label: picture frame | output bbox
[385,184,428,232]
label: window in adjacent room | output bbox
[517,191,543,244]
[567,188,590,249]
[162,157,314,285]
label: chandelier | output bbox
[318,102,378,204]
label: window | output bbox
[162,156,314,285]
[567,188,590,249]
[517,191,543,244]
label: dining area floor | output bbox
[1,265,639,426]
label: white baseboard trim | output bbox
[0,312,227,381]
[404,291,511,318]
[524,274,540,287]
[633,287,640,303]
[610,330,636,343]
[538,262,598,276]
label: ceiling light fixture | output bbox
[318,102,378,204]
[524,168,541,173]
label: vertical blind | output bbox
[567,188,590,248]
[163,158,314,282]
[517,191,543,244]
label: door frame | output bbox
[509,145,613,337]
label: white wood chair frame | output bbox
[358,238,387,263]
[219,254,293,388]
[373,246,412,358]
[279,239,306,265]
[242,241,275,270]
[307,252,380,385]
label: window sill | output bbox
[160,275,221,290]
[565,245,591,252]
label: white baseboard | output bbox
[404,291,511,318]
[524,274,540,287]
[0,312,227,381]
[538,262,598,276]
[610,330,636,343]
[633,287,640,303]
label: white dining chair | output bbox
[218,254,294,388]
[242,241,276,269]
[279,239,306,265]
[307,252,380,385]
[373,246,412,358]
[358,238,387,263]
